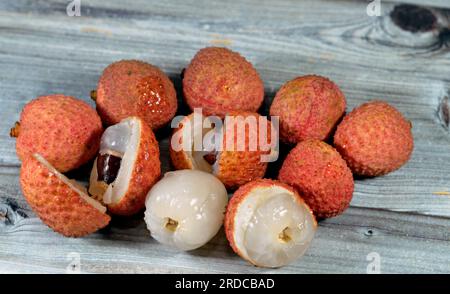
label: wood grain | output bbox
[0,0,449,273]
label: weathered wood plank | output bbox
[1,198,449,273]
[2,0,450,216]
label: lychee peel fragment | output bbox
[20,154,110,237]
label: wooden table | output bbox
[0,0,449,273]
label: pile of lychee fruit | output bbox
[11,47,414,268]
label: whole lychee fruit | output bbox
[20,153,110,237]
[224,179,317,268]
[278,140,354,218]
[93,60,177,130]
[183,47,264,117]
[89,116,161,216]
[270,75,346,144]
[144,170,228,251]
[170,111,277,189]
[10,94,103,172]
[334,100,414,176]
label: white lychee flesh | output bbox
[144,170,228,251]
[233,185,316,268]
[89,117,140,204]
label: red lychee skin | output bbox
[333,101,414,177]
[20,155,111,237]
[107,117,161,216]
[183,47,264,118]
[96,60,177,130]
[270,75,346,144]
[224,179,317,262]
[15,95,103,173]
[215,112,272,189]
[278,140,354,218]
[169,111,275,190]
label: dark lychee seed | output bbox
[97,154,122,184]
[203,152,216,165]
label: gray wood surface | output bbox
[0,0,449,273]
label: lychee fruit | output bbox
[144,170,228,251]
[224,179,317,268]
[183,47,264,117]
[89,116,161,216]
[169,111,277,190]
[10,94,103,172]
[278,140,354,218]
[270,75,346,144]
[93,60,177,130]
[20,153,110,237]
[334,100,414,176]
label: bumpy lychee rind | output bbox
[15,95,103,172]
[20,155,110,237]
[107,117,161,216]
[270,75,346,144]
[183,47,264,118]
[278,140,354,218]
[96,60,177,130]
[224,179,317,266]
[169,111,275,190]
[333,101,414,176]
[216,111,274,190]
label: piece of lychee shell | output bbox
[89,116,161,216]
[170,111,276,190]
[11,94,103,172]
[270,75,346,144]
[183,47,264,118]
[20,153,110,237]
[278,140,354,218]
[224,179,317,268]
[333,100,414,177]
[94,60,177,130]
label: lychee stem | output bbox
[9,122,20,137]
[165,218,178,232]
[278,227,292,243]
[90,90,97,101]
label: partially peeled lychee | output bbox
[224,179,317,268]
[169,111,277,190]
[20,153,110,237]
[89,116,161,216]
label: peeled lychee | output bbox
[169,111,277,190]
[278,140,354,218]
[270,75,346,144]
[20,153,110,237]
[224,179,317,268]
[89,116,161,216]
[144,170,228,251]
[93,60,177,130]
[11,94,103,172]
[334,100,414,176]
[183,47,264,117]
